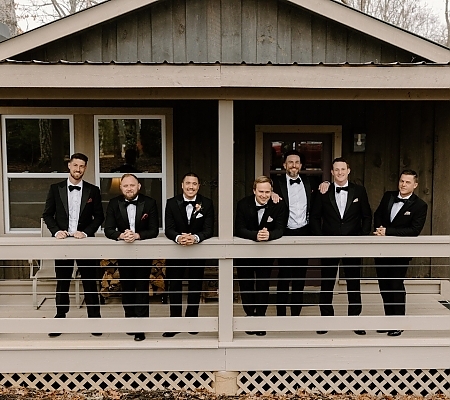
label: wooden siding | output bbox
[15,0,419,64]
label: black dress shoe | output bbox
[162,332,180,338]
[48,332,62,337]
[134,333,146,341]
[255,331,266,336]
[376,330,389,333]
[245,331,256,335]
[354,330,366,335]
[188,332,198,335]
[126,332,136,336]
[316,331,328,334]
[91,333,102,336]
[387,330,403,337]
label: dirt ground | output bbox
[0,388,449,400]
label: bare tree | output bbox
[0,0,18,36]
[344,0,447,46]
[446,0,450,47]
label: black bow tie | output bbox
[184,200,196,207]
[394,197,408,204]
[125,200,138,207]
[289,178,301,185]
[256,204,268,211]
[68,185,81,192]
[336,186,349,193]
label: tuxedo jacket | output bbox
[374,191,428,237]
[235,195,287,241]
[272,175,317,226]
[42,180,104,237]
[104,195,159,241]
[164,194,214,243]
[310,182,372,236]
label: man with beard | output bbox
[104,173,159,342]
[43,153,104,337]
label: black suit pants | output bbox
[166,259,205,317]
[236,258,273,317]
[320,258,362,316]
[277,226,310,316]
[375,257,409,316]
[118,260,151,318]
[55,259,101,318]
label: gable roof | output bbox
[0,0,449,63]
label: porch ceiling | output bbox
[1,63,450,100]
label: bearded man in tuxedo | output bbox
[42,153,104,337]
[373,169,428,337]
[104,173,159,342]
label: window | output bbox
[94,116,167,228]
[1,116,74,233]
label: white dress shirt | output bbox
[255,199,268,225]
[390,193,412,222]
[335,182,349,219]
[125,196,138,232]
[286,174,307,229]
[67,179,83,235]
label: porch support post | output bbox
[218,100,234,343]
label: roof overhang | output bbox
[1,63,450,101]
[0,0,449,63]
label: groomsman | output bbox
[235,176,286,336]
[310,157,372,335]
[272,150,317,316]
[373,169,428,337]
[42,153,104,337]
[163,172,214,337]
[104,173,159,342]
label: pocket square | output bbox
[267,216,273,222]
[87,198,93,203]
[353,198,359,203]
[196,213,203,219]
[141,213,148,220]
[404,211,411,215]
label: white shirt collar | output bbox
[67,178,83,189]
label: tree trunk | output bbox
[0,0,17,36]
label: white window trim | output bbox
[94,115,167,231]
[1,115,74,234]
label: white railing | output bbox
[0,235,449,343]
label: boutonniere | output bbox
[194,203,203,213]
[353,198,359,203]
[404,211,411,216]
[87,198,93,203]
[267,216,273,222]
[141,213,148,220]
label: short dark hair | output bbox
[332,157,350,169]
[283,150,303,164]
[182,172,200,182]
[120,173,139,183]
[400,169,418,183]
[69,153,88,164]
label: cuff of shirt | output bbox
[194,235,200,244]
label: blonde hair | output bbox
[253,176,273,190]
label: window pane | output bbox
[100,177,163,227]
[6,118,70,173]
[9,178,64,229]
[98,119,162,173]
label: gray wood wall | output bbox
[17,0,419,64]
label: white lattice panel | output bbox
[238,370,450,396]
[0,371,214,392]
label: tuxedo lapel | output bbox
[329,185,340,218]
[134,197,145,229]
[343,184,355,216]
[79,182,91,216]
[279,178,289,208]
[58,182,69,216]
[190,195,203,229]
[118,198,130,228]
[392,194,416,223]
[303,177,312,212]
[176,196,189,226]
[387,194,396,220]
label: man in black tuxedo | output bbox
[310,157,372,335]
[373,169,428,337]
[104,173,159,342]
[42,153,104,337]
[163,172,214,337]
[235,176,286,336]
[272,150,317,317]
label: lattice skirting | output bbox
[1,370,450,395]
[238,370,450,396]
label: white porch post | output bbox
[218,100,234,343]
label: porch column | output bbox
[218,100,234,343]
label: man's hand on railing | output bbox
[55,230,69,239]
[257,227,270,241]
[374,226,386,236]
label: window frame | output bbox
[1,115,75,234]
